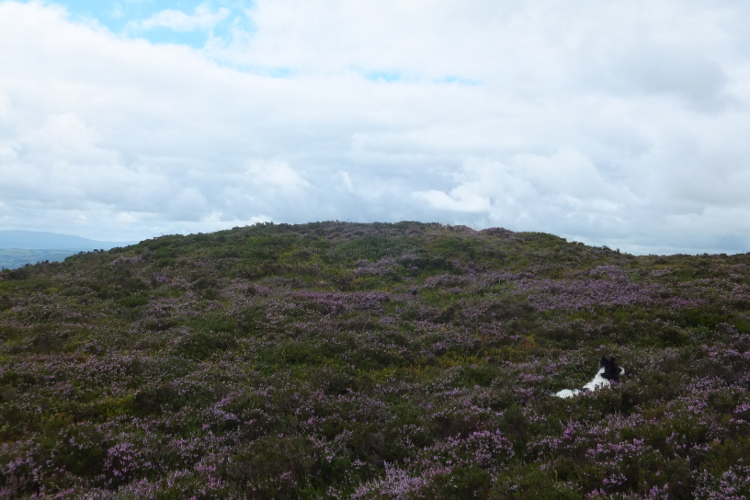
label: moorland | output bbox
[1,221,749,498]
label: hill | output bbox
[1,221,749,498]
[0,231,136,269]
[0,248,84,270]
[0,230,132,251]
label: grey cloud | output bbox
[412,150,638,241]
[613,52,734,113]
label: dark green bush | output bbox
[172,329,238,360]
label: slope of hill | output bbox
[1,221,749,498]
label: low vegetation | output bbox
[1,221,749,498]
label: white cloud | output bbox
[243,160,310,192]
[413,149,637,238]
[131,3,230,33]
[335,171,354,193]
[414,189,491,213]
[1,0,750,253]
[168,188,210,221]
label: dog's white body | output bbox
[554,358,625,399]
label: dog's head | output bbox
[599,356,624,381]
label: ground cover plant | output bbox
[1,221,750,499]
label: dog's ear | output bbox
[600,356,608,367]
[610,357,616,365]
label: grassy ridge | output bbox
[1,221,750,498]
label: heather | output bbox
[1,221,749,499]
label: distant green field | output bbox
[0,248,79,269]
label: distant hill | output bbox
[0,248,82,269]
[0,230,135,269]
[0,230,132,250]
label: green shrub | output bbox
[172,330,238,361]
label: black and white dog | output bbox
[554,356,624,398]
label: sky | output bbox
[1,0,750,255]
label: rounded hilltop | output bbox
[1,221,749,498]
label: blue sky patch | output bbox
[363,71,404,83]
[44,0,251,49]
[437,76,480,86]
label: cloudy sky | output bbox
[1,0,749,254]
